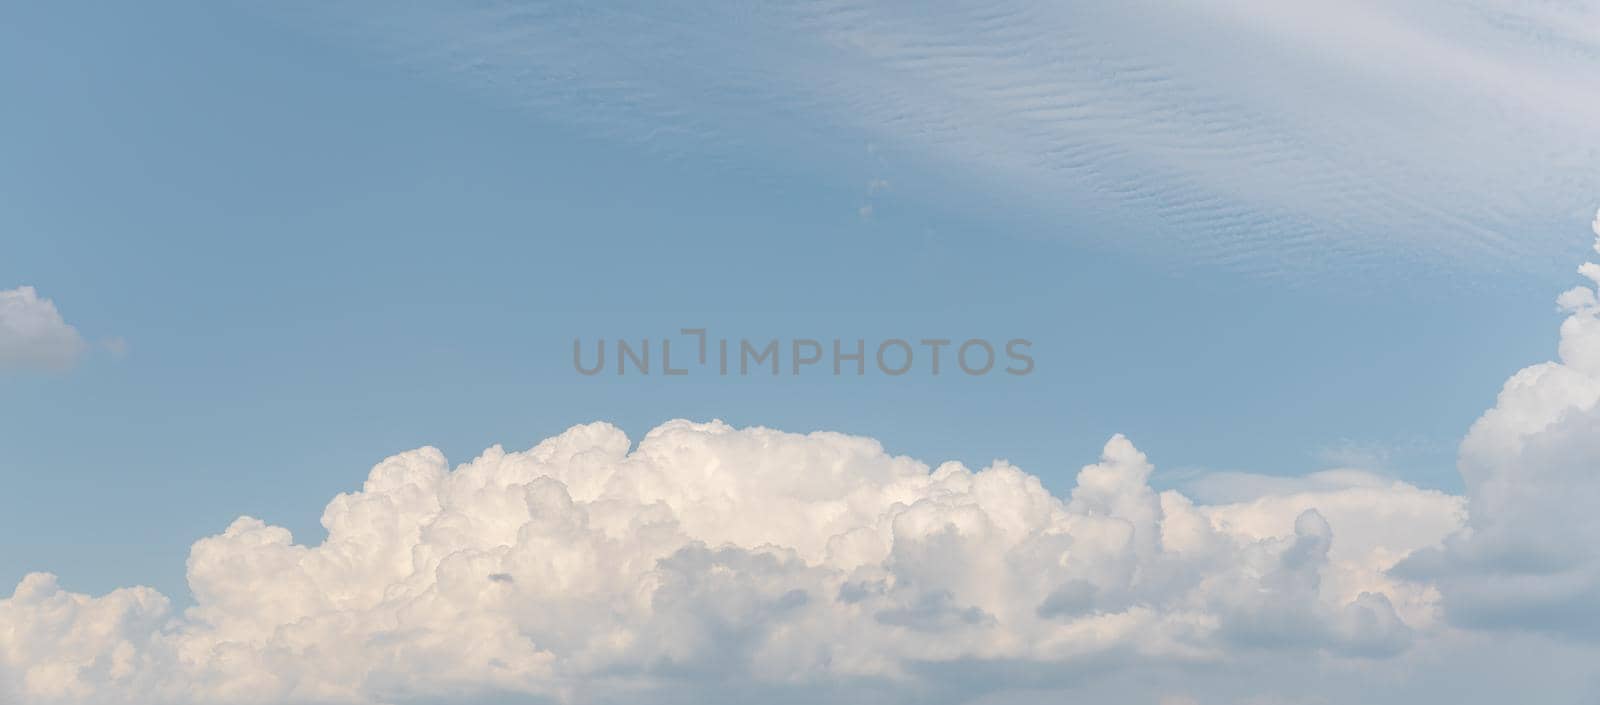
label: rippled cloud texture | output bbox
[288,0,1600,275]
[5,215,1600,704]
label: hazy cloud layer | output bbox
[0,286,86,373]
[283,0,1600,276]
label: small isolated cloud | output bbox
[860,179,891,219]
[0,286,86,373]
[100,336,129,360]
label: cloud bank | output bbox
[8,213,1600,702]
[0,423,1465,704]
[0,286,86,373]
[7,211,1600,703]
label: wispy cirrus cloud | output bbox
[279,0,1600,277]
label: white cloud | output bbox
[0,422,1464,704]
[1396,208,1600,636]
[0,286,86,373]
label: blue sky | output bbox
[4,3,1600,704]
[0,0,1585,601]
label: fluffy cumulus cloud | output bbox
[0,423,1462,704]
[1396,211,1600,636]
[0,286,86,372]
[6,217,1600,702]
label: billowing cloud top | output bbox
[0,422,1463,704]
[6,217,1600,702]
[0,286,85,373]
[1395,208,1600,635]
